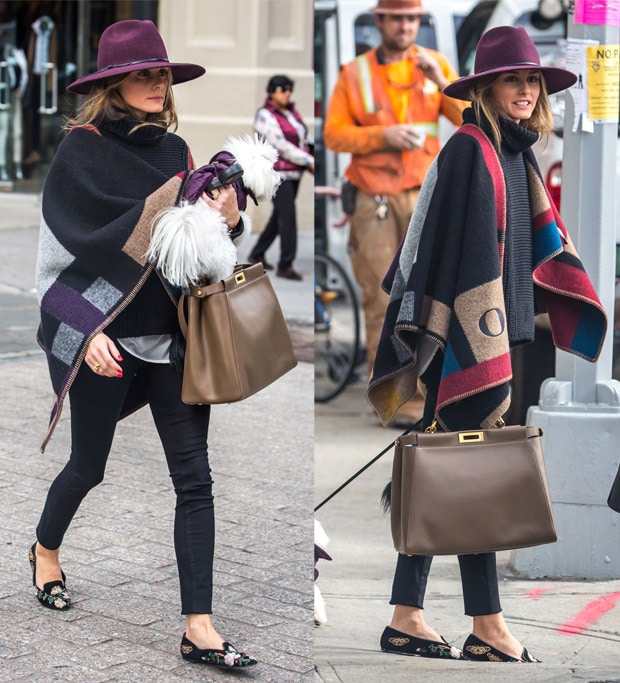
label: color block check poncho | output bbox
[36,125,190,452]
[368,121,607,431]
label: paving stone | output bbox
[264,615,313,642]
[0,660,113,683]
[237,595,311,623]
[0,356,313,681]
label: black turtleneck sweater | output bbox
[462,108,538,346]
[101,117,190,339]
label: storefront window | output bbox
[0,0,158,194]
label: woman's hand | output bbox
[202,185,240,231]
[84,332,124,378]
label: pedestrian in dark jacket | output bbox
[248,74,314,280]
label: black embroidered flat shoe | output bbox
[180,633,257,668]
[28,542,71,611]
[380,625,463,659]
[463,634,540,662]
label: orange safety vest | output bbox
[331,47,464,195]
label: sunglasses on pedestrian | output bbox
[277,85,293,93]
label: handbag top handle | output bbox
[425,415,506,434]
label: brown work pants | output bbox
[348,188,420,376]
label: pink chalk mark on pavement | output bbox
[526,586,556,599]
[558,592,620,635]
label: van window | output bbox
[514,11,566,61]
[457,0,497,74]
[457,6,566,75]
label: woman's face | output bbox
[117,68,170,120]
[490,69,541,124]
[270,84,293,110]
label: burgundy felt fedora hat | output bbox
[370,0,428,15]
[67,20,205,95]
[443,25,576,101]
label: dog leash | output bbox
[314,419,421,512]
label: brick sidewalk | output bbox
[0,355,314,682]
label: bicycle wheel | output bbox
[314,251,361,402]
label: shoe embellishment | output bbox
[388,637,410,647]
[223,649,239,667]
[463,634,540,663]
[381,626,464,660]
[180,634,257,668]
[197,644,253,667]
[36,583,71,610]
[426,642,462,659]
[29,542,71,611]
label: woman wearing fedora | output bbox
[30,19,257,669]
[368,26,606,663]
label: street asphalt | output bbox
[0,193,314,681]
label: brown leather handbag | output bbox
[390,423,557,556]
[178,263,297,404]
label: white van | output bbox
[314,0,477,263]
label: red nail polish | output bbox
[117,371,123,378]
[118,355,124,361]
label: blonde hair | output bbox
[469,71,554,150]
[63,70,178,133]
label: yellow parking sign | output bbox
[587,44,620,122]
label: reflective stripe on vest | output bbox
[355,54,440,137]
[356,54,376,114]
[416,122,439,138]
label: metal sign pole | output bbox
[512,1,620,579]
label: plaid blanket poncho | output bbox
[368,123,607,430]
[36,127,189,452]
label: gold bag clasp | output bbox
[234,272,246,285]
[459,431,484,444]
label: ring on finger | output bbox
[94,363,101,372]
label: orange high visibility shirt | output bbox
[324,46,467,195]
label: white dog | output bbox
[147,134,280,288]
[314,519,332,626]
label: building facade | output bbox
[0,0,313,227]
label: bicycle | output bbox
[314,250,361,403]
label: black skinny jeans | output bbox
[390,353,502,617]
[36,351,214,615]
[250,178,300,268]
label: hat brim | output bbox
[443,65,577,101]
[66,61,205,95]
[370,5,428,14]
